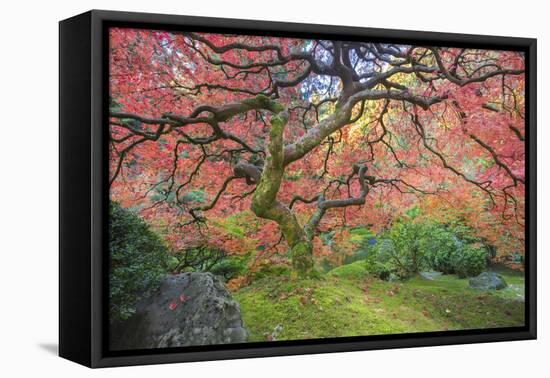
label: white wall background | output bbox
[0,0,546,376]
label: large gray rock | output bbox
[469,272,507,290]
[110,272,247,350]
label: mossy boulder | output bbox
[110,272,247,350]
[469,272,507,290]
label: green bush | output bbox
[172,246,226,273]
[109,202,169,322]
[367,214,429,278]
[420,224,487,278]
[210,258,247,281]
[421,227,462,274]
[170,246,247,281]
[386,219,429,274]
[451,245,487,278]
[365,209,488,279]
[364,240,396,280]
[251,263,292,280]
[365,259,393,280]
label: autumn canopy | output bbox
[108,28,525,273]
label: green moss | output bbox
[349,234,370,244]
[328,260,369,280]
[218,220,245,238]
[349,227,374,237]
[270,101,285,114]
[270,112,289,129]
[234,267,525,342]
[242,94,285,114]
[290,241,314,273]
[487,266,525,302]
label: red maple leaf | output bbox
[168,299,177,311]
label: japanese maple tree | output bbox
[109,28,525,272]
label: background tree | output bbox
[109,29,525,272]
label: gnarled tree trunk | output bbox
[243,102,377,272]
[249,110,314,272]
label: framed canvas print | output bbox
[59,10,536,368]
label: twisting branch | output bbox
[305,164,371,237]
[283,89,448,166]
[109,94,286,181]
[431,48,524,86]
[289,194,321,209]
[187,176,239,223]
[469,133,525,185]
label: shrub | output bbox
[251,262,292,280]
[451,244,487,278]
[420,224,487,277]
[421,228,462,274]
[170,246,247,281]
[172,246,226,273]
[109,202,169,322]
[365,210,488,279]
[365,240,397,280]
[367,217,429,278]
[365,259,393,280]
[386,219,429,274]
[210,258,247,281]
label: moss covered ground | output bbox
[233,261,524,342]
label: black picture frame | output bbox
[59,9,537,368]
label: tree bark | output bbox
[250,110,314,272]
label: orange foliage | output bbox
[108,29,525,264]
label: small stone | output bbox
[420,271,443,281]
